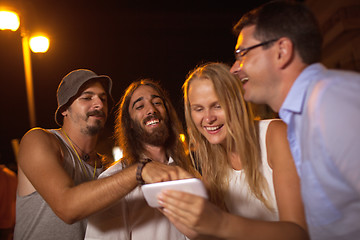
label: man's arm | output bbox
[17,128,137,223]
[142,160,194,183]
[17,128,189,224]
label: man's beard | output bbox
[82,110,106,136]
[131,115,170,147]
[86,122,103,136]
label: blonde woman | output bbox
[158,62,308,240]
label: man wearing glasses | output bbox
[230,1,360,240]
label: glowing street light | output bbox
[30,35,50,53]
[0,9,50,128]
[0,10,20,31]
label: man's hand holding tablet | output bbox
[141,178,208,208]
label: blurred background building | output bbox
[307,0,360,71]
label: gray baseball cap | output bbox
[55,69,113,126]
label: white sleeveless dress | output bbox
[225,120,279,221]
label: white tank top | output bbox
[225,120,279,221]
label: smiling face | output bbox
[188,78,227,147]
[62,81,108,135]
[230,25,279,106]
[128,85,169,146]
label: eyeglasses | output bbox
[234,38,279,60]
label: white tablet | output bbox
[141,178,208,208]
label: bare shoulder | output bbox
[267,119,287,136]
[265,119,288,145]
[18,128,62,164]
[265,119,291,168]
[22,127,54,140]
[21,128,59,147]
[17,128,64,196]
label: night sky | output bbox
[0,0,272,167]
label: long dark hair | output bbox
[114,79,194,173]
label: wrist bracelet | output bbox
[136,158,152,185]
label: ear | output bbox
[276,37,294,69]
[61,109,68,117]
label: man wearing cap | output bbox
[14,69,191,240]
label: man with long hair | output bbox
[14,70,190,240]
[85,79,195,240]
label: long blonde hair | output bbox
[183,62,272,210]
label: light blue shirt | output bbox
[279,63,360,240]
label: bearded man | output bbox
[85,79,196,240]
[15,71,192,240]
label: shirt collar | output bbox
[280,63,325,117]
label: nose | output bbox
[230,60,243,75]
[204,109,216,124]
[93,96,104,109]
[146,103,157,115]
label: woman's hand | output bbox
[158,190,226,238]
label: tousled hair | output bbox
[183,62,273,210]
[115,79,194,173]
[233,0,322,64]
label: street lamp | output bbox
[0,10,19,31]
[0,9,50,128]
[30,36,50,53]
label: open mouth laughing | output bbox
[240,77,249,85]
[204,124,223,133]
[145,119,160,126]
[143,114,162,127]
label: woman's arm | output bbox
[157,120,308,240]
[158,190,308,240]
[266,120,308,232]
